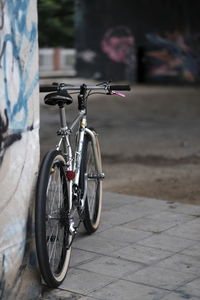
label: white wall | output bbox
[0,1,40,299]
[39,48,76,77]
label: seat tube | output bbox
[58,105,72,166]
[59,105,67,128]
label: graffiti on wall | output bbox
[76,26,136,82]
[144,30,200,82]
[101,26,134,63]
[101,26,136,82]
[0,0,39,165]
[0,0,39,299]
[0,0,5,30]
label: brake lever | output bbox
[111,91,126,98]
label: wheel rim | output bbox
[45,158,70,278]
[87,142,100,224]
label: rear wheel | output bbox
[80,130,103,234]
[35,150,72,287]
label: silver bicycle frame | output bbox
[55,106,101,207]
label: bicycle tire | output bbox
[35,150,72,287]
[80,130,103,234]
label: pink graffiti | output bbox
[101,26,134,63]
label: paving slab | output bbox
[159,291,200,300]
[122,216,184,233]
[124,266,197,291]
[102,192,140,211]
[89,279,168,300]
[69,248,100,268]
[165,218,200,241]
[145,210,196,224]
[75,255,143,278]
[72,234,130,255]
[42,192,200,300]
[166,202,200,217]
[181,242,200,257]
[96,225,151,243]
[112,244,173,265]
[137,233,196,252]
[154,253,200,275]
[175,278,200,298]
[60,268,115,295]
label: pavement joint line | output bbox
[122,218,199,235]
[72,252,148,268]
[135,240,198,254]
[74,226,153,245]
[118,277,174,292]
[152,252,200,274]
[69,274,118,297]
[73,251,200,286]
[84,278,120,297]
[174,275,200,295]
[164,231,200,242]
[122,274,199,293]
[72,249,175,271]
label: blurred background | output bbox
[38,0,200,83]
[38,0,200,205]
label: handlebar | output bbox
[40,86,58,92]
[40,82,131,93]
[110,85,130,91]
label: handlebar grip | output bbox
[110,85,131,91]
[40,85,58,92]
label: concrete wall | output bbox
[0,1,40,299]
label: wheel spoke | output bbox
[86,143,98,220]
[49,225,59,263]
[47,165,63,272]
[45,157,70,276]
[81,135,102,233]
[36,151,72,287]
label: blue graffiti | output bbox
[1,0,39,130]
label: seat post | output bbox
[59,105,67,129]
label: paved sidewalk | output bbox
[42,192,200,300]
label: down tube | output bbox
[74,126,86,186]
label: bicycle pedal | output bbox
[87,173,105,180]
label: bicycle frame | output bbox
[55,105,102,210]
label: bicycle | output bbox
[35,81,130,287]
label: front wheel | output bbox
[80,130,103,234]
[35,150,72,287]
